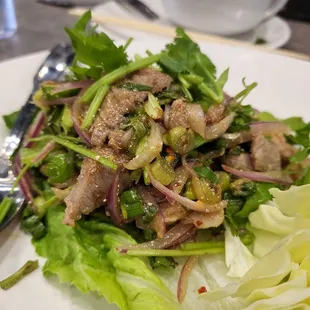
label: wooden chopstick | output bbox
[69,8,310,61]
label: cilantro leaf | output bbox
[286,123,310,148]
[228,104,255,132]
[3,110,20,129]
[65,11,128,73]
[160,28,226,103]
[236,183,277,219]
[282,117,306,131]
[289,147,310,164]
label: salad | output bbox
[2,10,310,310]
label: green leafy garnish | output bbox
[2,110,20,129]
[236,183,277,218]
[160,27,227,103]
[149,257,177,269]
[228,104,255,132]
[234,78,257,104]
[65,10,128,73]
[41,152,74,184]
[194,166,219,184]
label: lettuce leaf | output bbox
[224,222,257,278]
[201,230,310,305]
[34,206,179,310]
[33,205,128,310]
[269,185,310,218]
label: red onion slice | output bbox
[148,167,227,213]
[205,112,235,140]
[48,80,93,95]
[177,256,198,303]
[12,154,33,202]
[250,121,291,136]
[107,168,129,227]
[34,141,56,163]
[24,111,46,148]
[222,164,293,185]
[187,104,206,137]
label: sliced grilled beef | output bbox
[224,153,254,171]
[63,147,130,226]
[251,133,281,172]
[91,68,172,147]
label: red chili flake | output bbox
[196,220,203,227]
[198,286,207,294]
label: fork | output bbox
[0,44,74,231]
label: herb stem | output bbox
[119,247,224,257]
[82,53,162,103]
[180,241,225,250]
[124,37,133,51]
[0,197,14,224]
[81,85,109,129]
[0,260,39,290]
[29,135,117,170]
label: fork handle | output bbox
[2,97,38,158]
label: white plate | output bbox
[92,1,291,49]
[0,39,310,310]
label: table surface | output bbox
[1,0,310,62]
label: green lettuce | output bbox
[33,206,179,310]
[201,230,310,308]
[224,222,257,278]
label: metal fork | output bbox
[0,44,74,231]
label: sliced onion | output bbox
[177,256,198,304]
[169,166,190,194]
[24,111,46,148]
[12,154,33,202]
[71,89,92,146]
[186,104,206,137]
[125,222,195,250]
[124,120,163,170]
[222,164,293,185]
[151,210,166,238]
[164,104,170,129]
[205,112,235,140]
[184,209,224,229]
[148,167,227,213]
[107,168,126,227]
[250,121,291,136]
[48,80,93,95]
[220,130,252,148]
[34,141,56,163]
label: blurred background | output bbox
[0,0,309,62]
